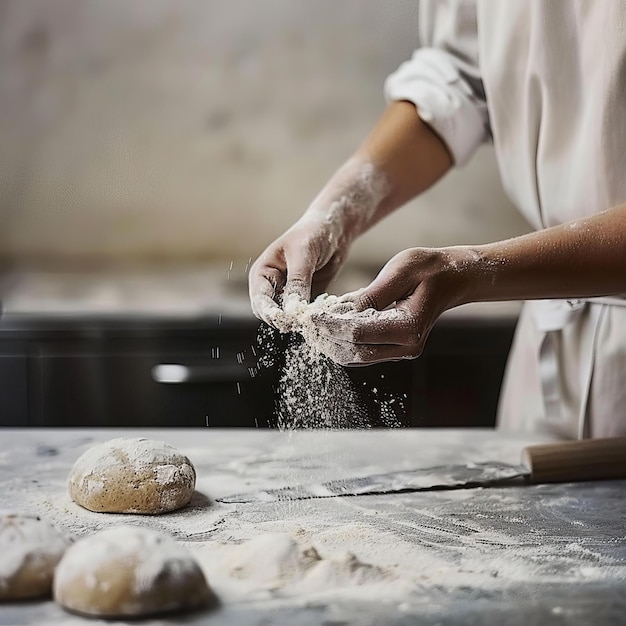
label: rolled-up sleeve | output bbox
[384,0,489,166]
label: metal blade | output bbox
[216,462,530,503]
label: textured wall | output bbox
[0,0,530,265]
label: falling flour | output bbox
[256,292,405,430]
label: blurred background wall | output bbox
[0,0,530,269]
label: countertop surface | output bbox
[1,428,624,625]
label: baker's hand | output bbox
[249,160,388,330]
[310,247,476,365]
[248,212,353,330]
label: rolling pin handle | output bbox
[521,437,626,483]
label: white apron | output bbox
[498,299,626,439]
[385,1,626,438]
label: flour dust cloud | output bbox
[255,317,406,431]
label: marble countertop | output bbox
[0,428,624,625]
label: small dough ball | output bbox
[53,526,215,618]
[0,513,71,601]
[68,438,196,514]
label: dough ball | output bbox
[0,513,71,601]
[68,438,196,514]
[53,526,215,618]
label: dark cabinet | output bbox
[0,317,275,428]
[0,353,28,426]
[0,313,516,428]
[32,351,271,428]
[410,320,516,428]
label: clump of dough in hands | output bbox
[273,290,412,366]
[274,291,364,339]
[53,526,216,618]
[68,438,196,515]
[276,290,401,342]
[0,512,71,601]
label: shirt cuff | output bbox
[384,48,488,166]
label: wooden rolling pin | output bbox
[521,437,626,483]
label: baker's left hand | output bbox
[310,247,477,366]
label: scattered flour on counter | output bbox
[219,534,322,587]
[196,533,397,603]
[11,435,626,615]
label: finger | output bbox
[312,334,422,366]
[336,289,366,303]
[353,262,413,313]
[249,265,284,326]
[251,293,284,328]
[312,307,422,346]
[283,251,316,304]
[310,263,338,301]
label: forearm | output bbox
[462,204,626,304]
[304,101,452,242]
[355,100,453,222]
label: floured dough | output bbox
[0,513,71,601]
[53,526,216,618]
[68,438,196,514]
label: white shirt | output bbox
[384,0,626,438]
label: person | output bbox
[248,0,626,440]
